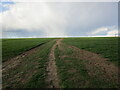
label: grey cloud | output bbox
[1,2,118,38]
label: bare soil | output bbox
[45,39,61,88]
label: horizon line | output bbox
[1,36,119,39]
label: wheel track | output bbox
[45,39,62,88]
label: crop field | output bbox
[2,37,119,88]
[63,37,119,66]
[2,38,53,62]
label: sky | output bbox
[0,0,119,38]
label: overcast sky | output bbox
[0,0,119,38]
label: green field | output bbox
[2,39,56,88]
[2,37,119,88]
[55,37,119,88]
[63,37,119,66]
[2,38,53,62]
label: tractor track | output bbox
[45,39,62,88]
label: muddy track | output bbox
[45,39,62,88]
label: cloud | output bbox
[1,2,68,37]
[0,2,118,38]
[1,0,119,2]
[87,26,118,36]
[88,27,108,35]
[107,30,119,36]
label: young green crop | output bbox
[2,38,53,62]
[55,42,118,88]
[3,39,56,88]
[63,37,119,66]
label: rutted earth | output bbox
[2,39,119,88]
[45,39,61,88]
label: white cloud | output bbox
[1,2,68,37]
[1,0,119,2]
[0,2,118,38]
[106,30,118,36]
[88,26,118,37]
[88,27,108,35]
[0,13,2,38]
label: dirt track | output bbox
[2,38,119,88]
[2,43,42,88]
[57,39,119,87]
[45,39,61,88]
[69,45,118,84]
[3,43,41,71]
[45,38,119,88]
